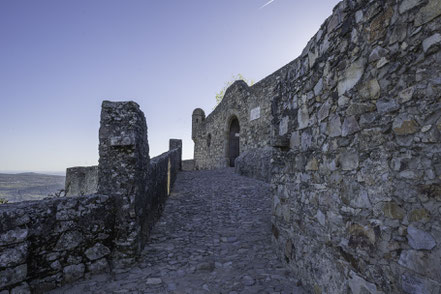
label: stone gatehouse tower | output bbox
[192,79,276,170]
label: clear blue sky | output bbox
[0,0,340,173]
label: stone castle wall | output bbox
[192,78,277,170]
[268,0,441,293]
[0,101,182,293]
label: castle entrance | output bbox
[228,118,240,167]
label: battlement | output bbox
[0,101,182,293]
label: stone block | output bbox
[63,264,85,283]
[0,243,27,268]
[0,264,27,289]
[337,58,366,96]
[414,0,441,26]
[407,225,436,250]
[0,229,28,246]
[339,152,359,170]
[85,243,111,261]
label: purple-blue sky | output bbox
[0,0,340,173]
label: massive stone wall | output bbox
[192,78,276,170]
[0,101,182,293]
[269,0,441,293]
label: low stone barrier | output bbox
[0,101,182,293]
[234,147,272,182]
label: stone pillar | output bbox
[169,139,182,170]
[97,101,149,267]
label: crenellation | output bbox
[0,101,182,293]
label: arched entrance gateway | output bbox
[228,117,240,167]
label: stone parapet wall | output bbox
[182,160,195,171]
[0,194,114,294]
[235,147,272,183]
[65,166,98,196]
[270,0,441,293]
[0,101,182,293]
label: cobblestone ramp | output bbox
[50,169,305,294]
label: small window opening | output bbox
[207,134,212,147]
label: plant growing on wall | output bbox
[0,198,8,204]
[216,74,254,104]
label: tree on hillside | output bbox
[215,74,254,104]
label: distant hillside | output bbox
[0,173,65,203]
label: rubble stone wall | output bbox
[270,0,441,293]
[235,147,272,182]
[0,194,114,294]
[0,101,182,293]
[192,78,276,170]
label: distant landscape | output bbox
[0,173,65,203]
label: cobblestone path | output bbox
[51,169,305,294]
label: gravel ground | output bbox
[50,168,305,294]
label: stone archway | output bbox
[228,117,240,167]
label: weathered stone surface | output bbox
[235,148,272,182]
[376,99,399,114]
[85,243,110,261]
[87,258,109,274]
[314,78,323,96]
[398,87,415,104]
[369,7,394,42]
[0,229,28,246]
[382,202,405,220]
[422,33,441,53]
[348,272,380,294]
[399,0,423,14]
[327,116,342,137]
[298,105,310,130]
[65,166,98,197]
[306,158,319,171]
[409,208,430,223]
[290,131,301,150]
[318,102,331,122]
[0,264,27,289]
[407,225,436,250]
[63,264,85,283]
[350,191,371,209]
[414,0,441,26]
[339,152,359,170]
[56,231,83,251]
[369,47,388,63]
[346,103,376,116]
[338,58,366,96]
[401,273,430,294]
[359,79,380,100]
[342,116,360,137]
[0,243,27,268]
[10,282,31,294]
[393,118,419,135]
[279,116,289,135]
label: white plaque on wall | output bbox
[250,107,261,121]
